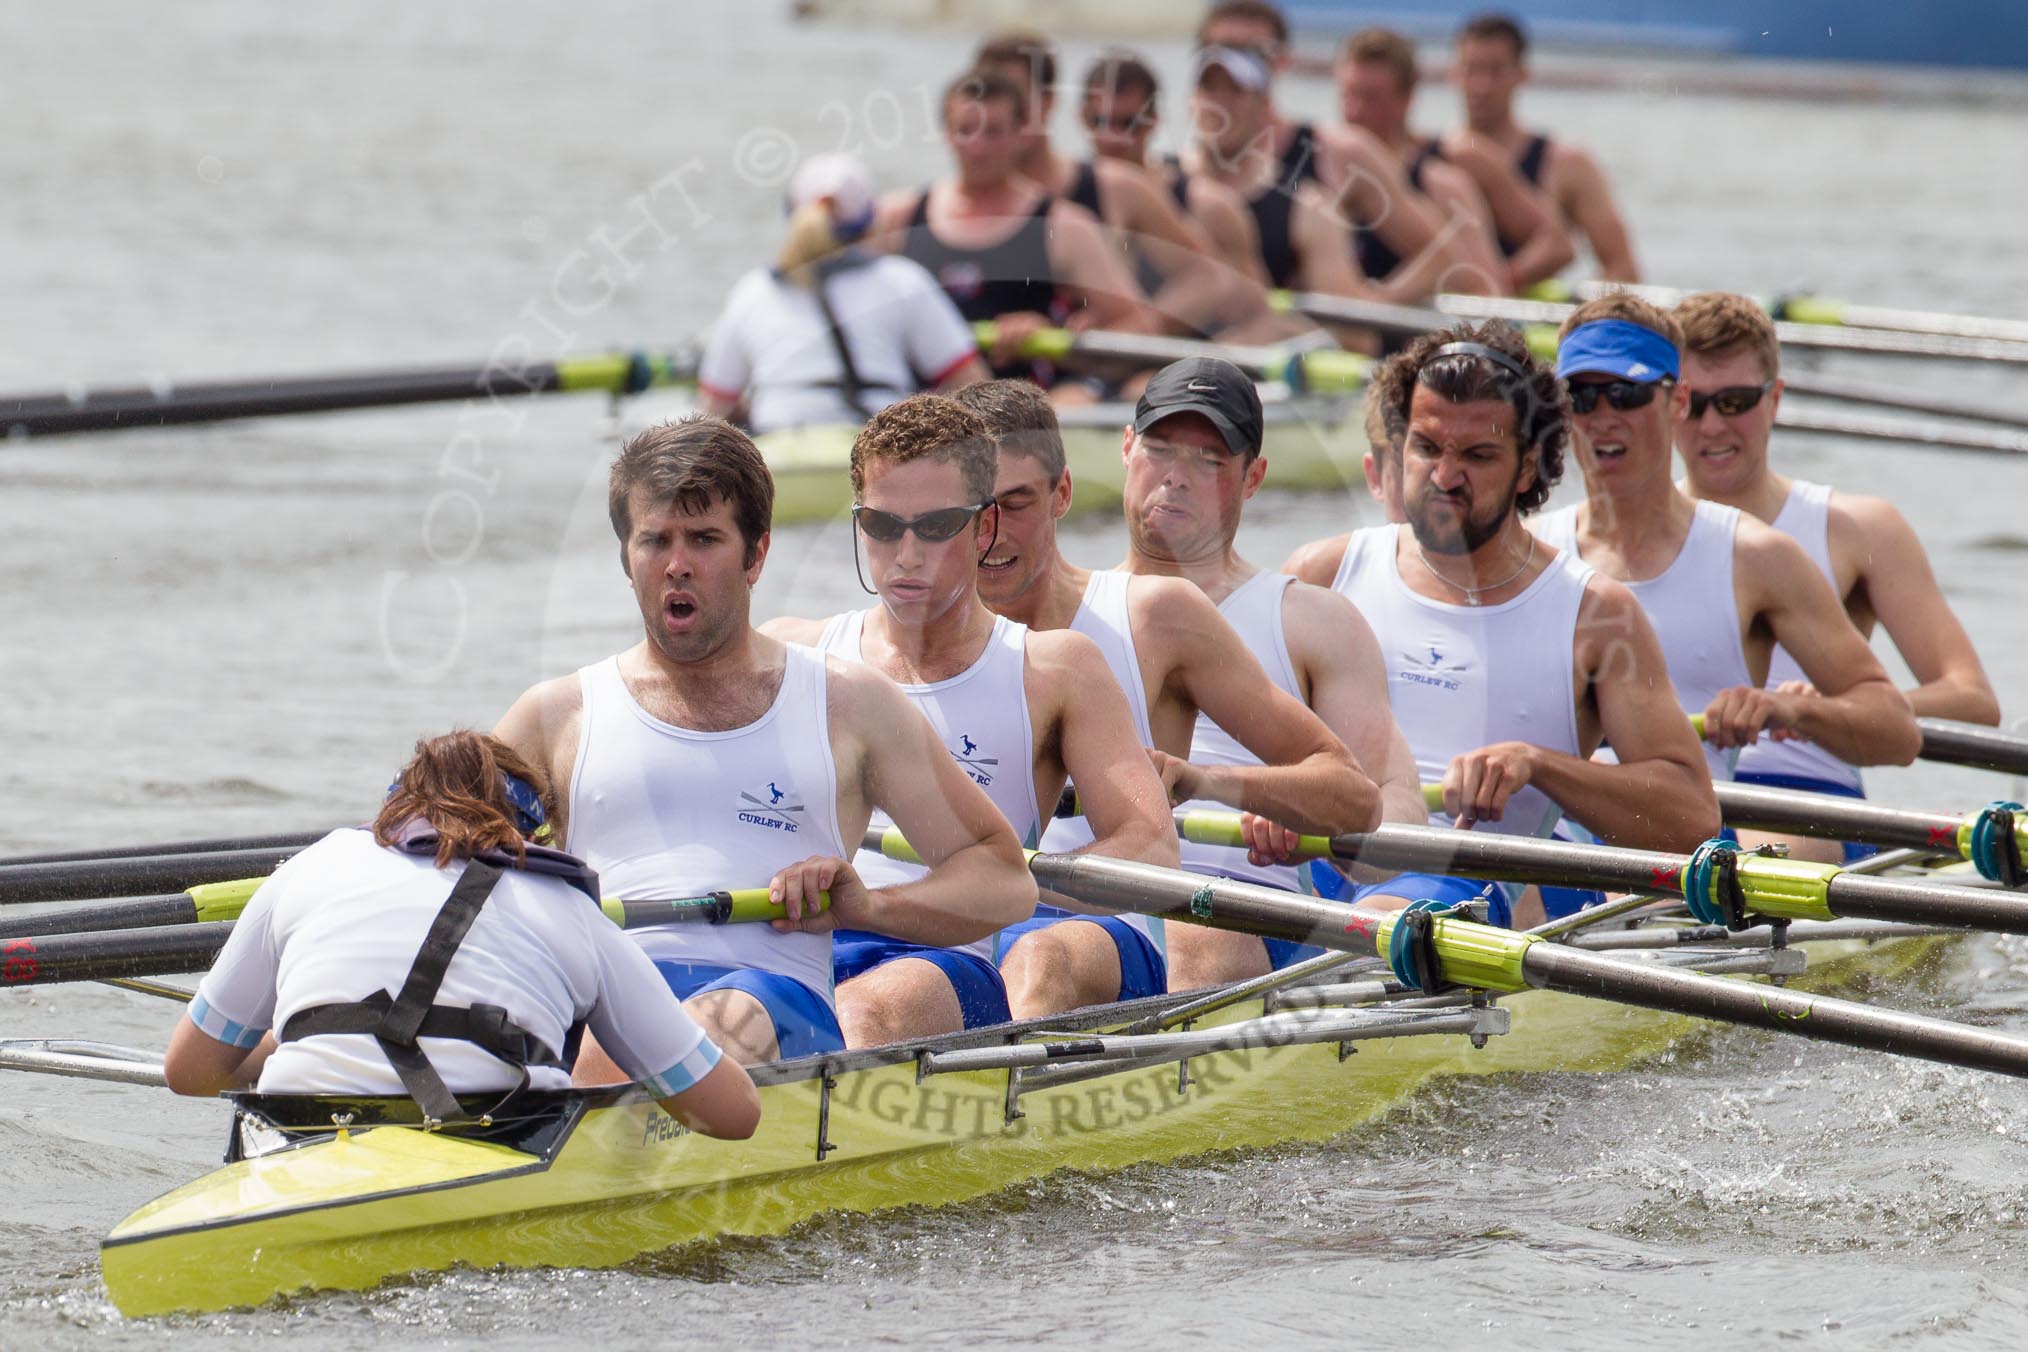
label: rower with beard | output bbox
[869,69,1150,401]
[494,418,1035,1066]
[1450,12,1639,282]
[764,395,1174,1043]
[970,31,1239,341]
[1532,295,1923,786]
[1334,27,1571,295]
[1113,357,1431,989]
[953,378,1380,1008]
[1194,0,1467,304]
[1283,325,1718,928]
[1669,291,1998,862]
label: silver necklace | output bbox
[1415,535,1534,606]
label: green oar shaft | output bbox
[1778,371,2028,430]
[982,323,1372,394]
[0,886,823,988]
[1528,279,2028,347]
[0,351,697,439]
[1320,822,2028,934]
[0,847,297,906]
[1689,711,2028,778]
[0,878,260,941]
[1405,780,2017,874]
[0,830,330,870]
[1915,718,2028,777]
[1032,851,2028,1080]
[1714,781,2007,859]
[1442,292,2028,365]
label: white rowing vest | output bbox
[1534,500,1750,782]
[817,609,1041,960]
[1733,480,1864,791]
[568,646,847,1004]
[1332,524,1592,841]
[1177,572,1309,892]
[1035,570,1161,946]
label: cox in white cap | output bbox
[787,153,876,242]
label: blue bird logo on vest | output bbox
[1400,643,1466,693]
[737,782,806,833]
[951,732,999,788]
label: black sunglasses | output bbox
[851,501,995,544]
[1564,377,1671,415]
[1686,380,1775,419]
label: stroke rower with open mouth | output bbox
[493,418,1036,1067]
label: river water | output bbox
[4,2,2028,1347]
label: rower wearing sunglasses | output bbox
[764,395,1174,1044]
[954,377,1380,1008]
[1111,357,1429,989]
[1532,296,1922,784]
[1284,324,1716,930]
[1671,291,2000,863]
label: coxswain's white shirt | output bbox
[188,829,721,1098]
[697,256,978,434]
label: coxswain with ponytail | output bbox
[163,731,762,1140]
[698,153,989,435]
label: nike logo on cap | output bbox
[1186,381,1218,392]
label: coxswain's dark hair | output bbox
[1372,322,1569,515]
[375,731,558,868]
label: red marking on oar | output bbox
[1928,826,1955,848]
[1650,865,1677,890]
[2,938,37,985]
[1343,912,1380,939]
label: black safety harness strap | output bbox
[280,860,560,1124]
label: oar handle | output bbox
[600,888,828,928]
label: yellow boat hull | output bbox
[100,931,1946,1316]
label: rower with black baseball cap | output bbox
[1531,294,1921,785]
[1113,358,1433,988]
[952,372,1378,1002]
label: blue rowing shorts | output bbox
[650,959,844,1060]
[996,905,1167,1001]
[1731,770,1880,864]
[831,929,1012,1029]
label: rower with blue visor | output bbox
[1532,296,1922,791]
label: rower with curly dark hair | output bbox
[1284,322,1718,929]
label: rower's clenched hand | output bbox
[986,311,1052,368]
[1239,812,1304,867]
[1703,685,1811,749]
[1147,748,1208,806]
[767,854,868,934]
[1443,742,1536,828]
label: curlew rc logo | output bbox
[736,781,806,833]
[1399,643,1468,693]
[951,732,999,788]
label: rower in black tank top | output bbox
[1158,153,1192,212]
[1245,185,1300,290]
[1496,135,1551,258]
[1066,161,1103,219]
[900,191,1059,379]
[1353,139,1438,281]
